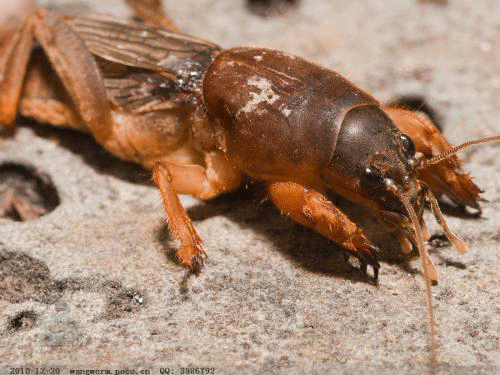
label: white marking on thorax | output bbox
[239,77,280,115]
[280,103,292,118]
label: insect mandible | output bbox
[1,0,499,352]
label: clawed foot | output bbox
[343,241,380,281]
[177,244,207,275]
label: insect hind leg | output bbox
[0,9,116,147]
[125,0,179,31]
[384,107,481,209]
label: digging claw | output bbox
[346,241,380,281]
[360,261,368,275]
[359,260,380,281]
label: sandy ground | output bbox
[0,0,499,373]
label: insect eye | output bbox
[360,167,384,191]
[400,134,416,157]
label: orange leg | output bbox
[124,0,180,31]
[384,107,481,208]
[267,181,380,278]
[0,10,116,147]
[153,151,243,273]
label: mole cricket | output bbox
[1,0,499,352]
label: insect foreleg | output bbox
[267,181,380,278]
[384,107,481,208]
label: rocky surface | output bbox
[1,0,499,373]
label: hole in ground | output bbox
[247,0,300,17]
[7,310,38,331]
[0,162,60,221]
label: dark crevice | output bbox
[7,310,38,331]
[247,0,300,17]
[0,162,60,221]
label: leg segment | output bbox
[153,152,243,273]
[0,10,114,146]
[153,163,206,273]
[161,151,244,201]
[0,21,34,126]
[267,181,380,277]
[384,107,481,208]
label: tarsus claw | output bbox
[359,260,380,281]
[346,241,380,281]
[191,254,205,275]
[360,261,368,275]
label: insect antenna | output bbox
[399,192,438,365]
[417,135,500,170]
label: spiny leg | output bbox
[267,181,380,279]
[153,163,206,273]
[384,107,481,209]
[385,95,443,131]
[0,18,35,126]
[153,151,243,273]
[0,9,116,147]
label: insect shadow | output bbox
[156,184,421,284]
[160,181,478,282]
